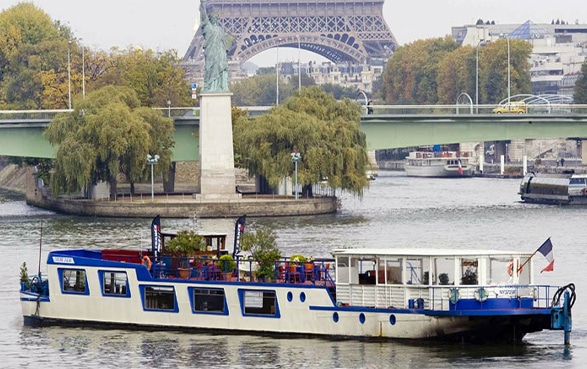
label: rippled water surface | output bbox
[1,173,586,368]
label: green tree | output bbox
[382,37,459,104]
[44,86,174,198]
[437,46,474,104]
[479,38,532,103]
[0,3,70,109]
[93,48,192,108]
[234,86,369,196]
[573,61,587,103]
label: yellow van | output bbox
[493,101,527,114]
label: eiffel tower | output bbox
[184,0,398,79]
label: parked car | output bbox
[493,101,527,114]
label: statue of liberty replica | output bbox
[196,0,239,200]
[200,0,230,92]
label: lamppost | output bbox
[147,154,159,202]
[81,44,85,99]
[67,40,72,109]
[475,40,483,114]
[296,35,301,91]
[276,38,282,105]
[291,150,301,200]
[167,100,171,117]
[507,35,511,107]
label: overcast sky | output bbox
[2,0,586,66]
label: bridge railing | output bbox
[3,104,587,121]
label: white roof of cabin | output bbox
[333,248,531,258]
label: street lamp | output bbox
[81,44,85,99]
[67,40,72,109]
[507,35,511,107]
[167,100,171,117]
[147,154,160,202]
[291,150,301,200]
[475,40,484,114]
[276,38,282,105]
[296,35,301,91]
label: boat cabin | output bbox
[334,248,535,309]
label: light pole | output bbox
[475,40,482,114]
[507,35,511,107]
[291,150,301,200]
[296,35,301,91]
[147,154,159,202]
[167,100,171,117]
[81,44,85,99]
[276,38,282,105]
[67,40,72,109]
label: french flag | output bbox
[457,158,463,175]
[537,238,554,273]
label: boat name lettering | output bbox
[52,256,75,264]
[495,287,516,296]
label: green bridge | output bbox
[3,107,587,160]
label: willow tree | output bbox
[234,86,370,197]
[44,85,174,199]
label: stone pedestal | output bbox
[196,92,241,201]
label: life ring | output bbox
[449,288,460,305]
[142,255,152,270]
[507,260,522,277]
[474,287,488,302]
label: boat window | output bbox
[432,257,455,285]
[143,286,176,311]
[60,268,88,294]
[355,257,377,284]
[336,256,349,284]
[460,259,478,285]
[488,257,513,285]
[385,258,403,284]
[192,288,226,313]
[100,271,128,296]
[407,257,429,285]
[242,290,278,316]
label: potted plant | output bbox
[290,254,307,265]
[165,230,206,278]
[20,261,30,290]
[241,227,282,282]
[218,254,236,280]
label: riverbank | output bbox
[0,163,338,218]
[0,161,26,194]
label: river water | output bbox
[1,172,586,368]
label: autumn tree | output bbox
[92,48,192,108]
[478,38,532,103]
[382,37,459,104]
[233,86,369,197]
[44,86,174,198]
[573,61,587,103]
[0,3,71,109]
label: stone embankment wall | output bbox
[0,161,26,194]
[6,161,336,218]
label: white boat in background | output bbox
[519,172,587,205]
[20,217,575,344]
[405,151,475,177]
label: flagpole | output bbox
[518,237,551,273]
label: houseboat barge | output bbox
[20,221,575,344]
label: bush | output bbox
[165,230,206,256]
[218,254,236,272]
[241,227,282,281]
